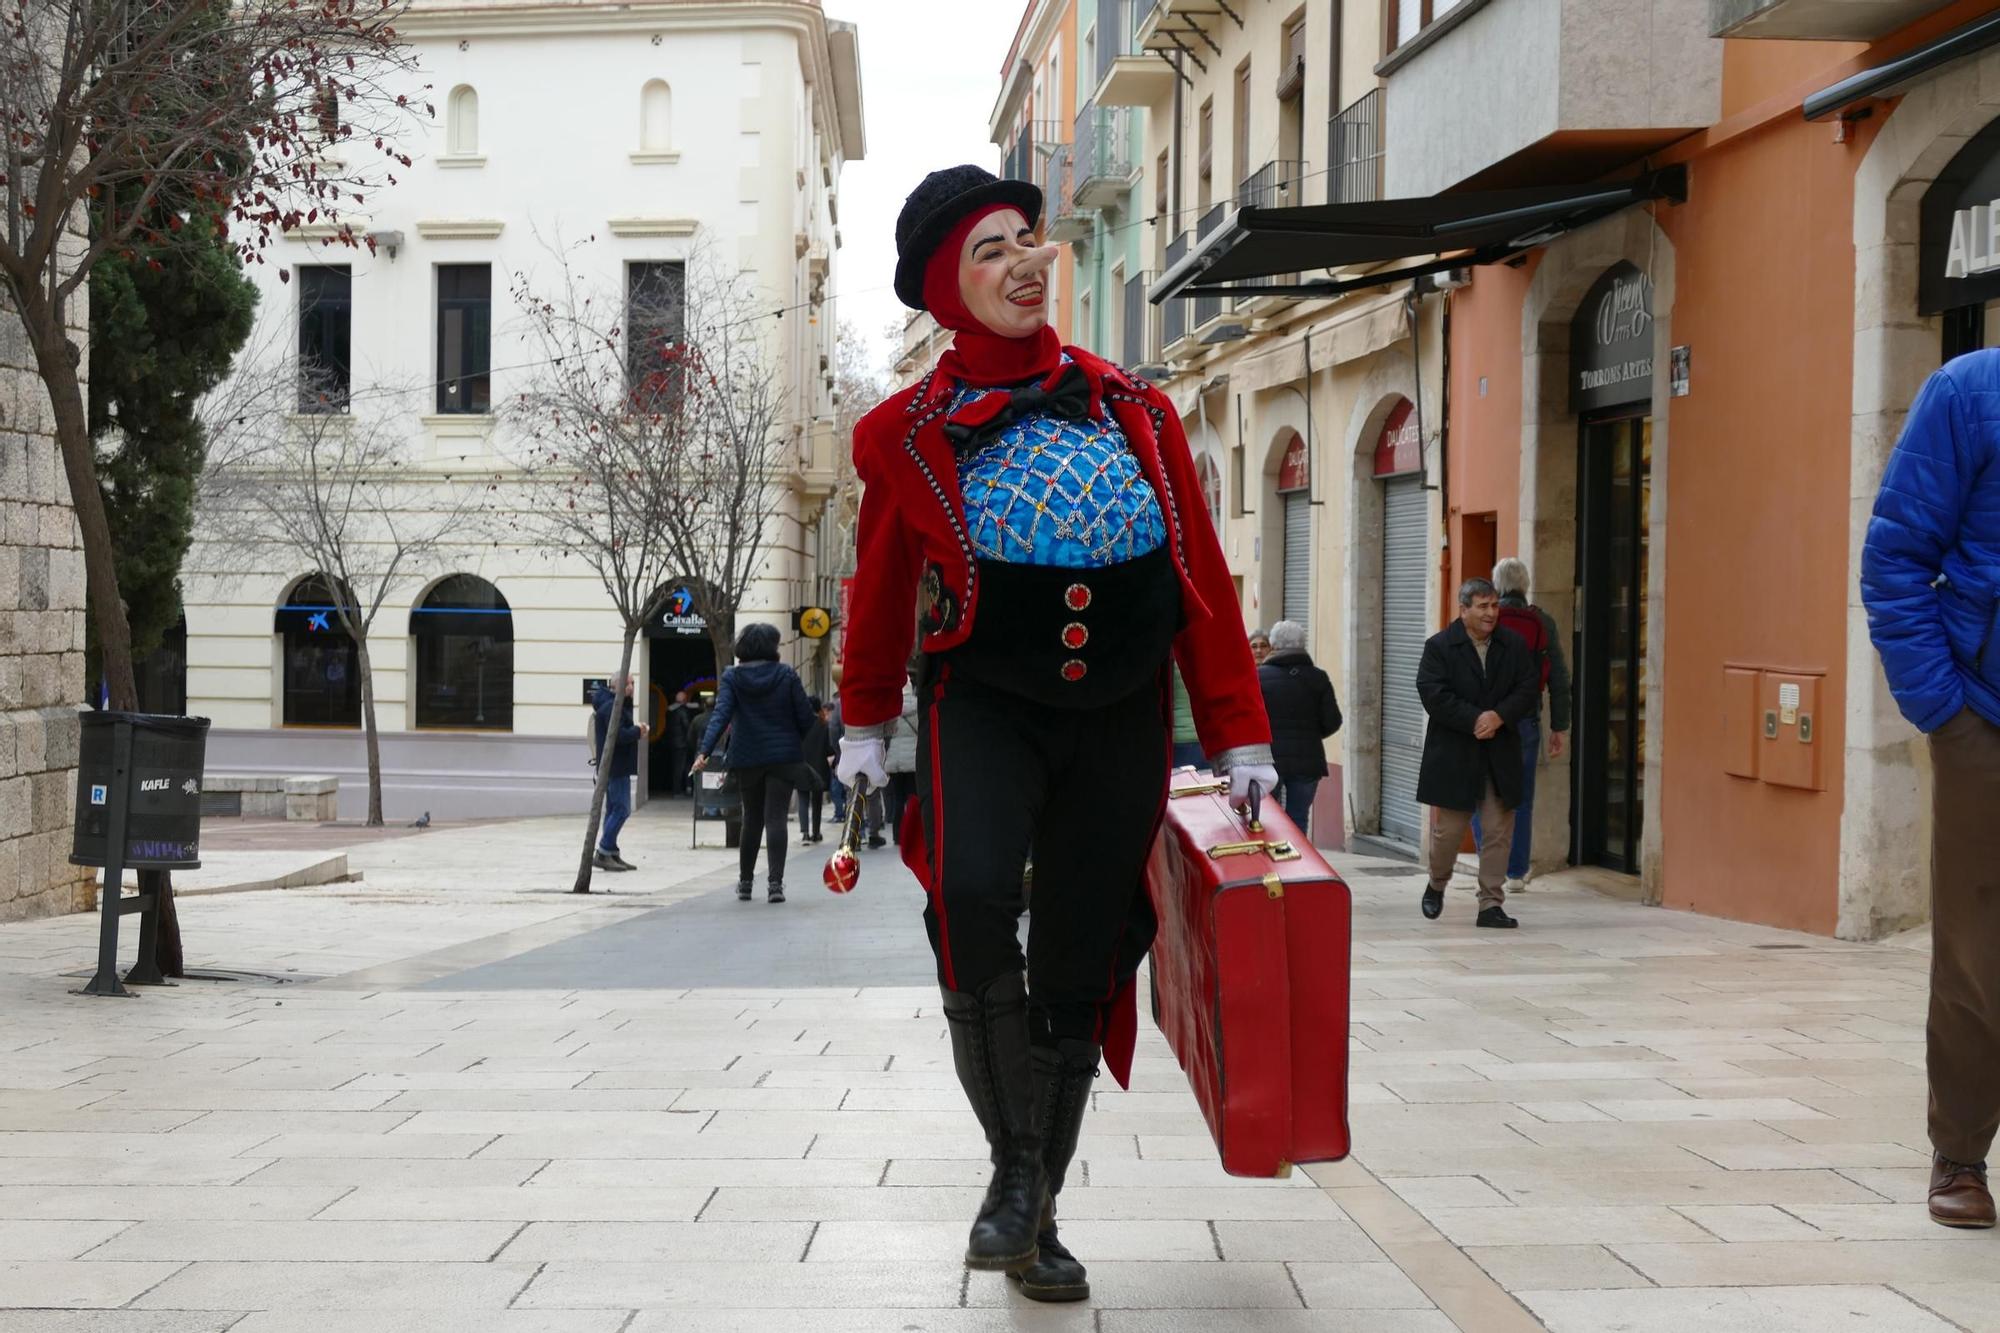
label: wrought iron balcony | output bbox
[1094,0,1174,107]
[1123,270,1167,377]
[1237,159,1309,211]
[1163,231,1188,349]
[1073,103,1136,210]
[1043,143,1093,244]
[1193,204,1226,329]
[1326,88,1384,206]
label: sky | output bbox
[826,0,1028,376]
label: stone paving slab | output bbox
[1,811,1996,1329]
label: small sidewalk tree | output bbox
[506,234,788,893]
[0,0,424,711]
[199,361,476,825]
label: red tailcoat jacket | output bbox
[839,345,1271,762]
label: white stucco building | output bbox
[184,0,864,820]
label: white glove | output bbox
[836,737,889,791]
[1227,764,1281,804]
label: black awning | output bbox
[1150,167,1687,303]
[1804,9,2000,123]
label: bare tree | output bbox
[826,319,887,577]
[198,359,475,825]
[505,233,789,894]
[0,0,424,710]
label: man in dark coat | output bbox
[662,690,698,796]
[1416,578,1540,928]
[1256,620,1341,840]
[591,676,648,872]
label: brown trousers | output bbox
[1929,707,2000,1165]
[1428,779,1514,910]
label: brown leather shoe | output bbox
[1929,1155,1996,1229]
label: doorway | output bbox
[1573,412,1651,873]
[647,632,718,795]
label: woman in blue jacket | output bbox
[693,623,814,903]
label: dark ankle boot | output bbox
[736,878,753,902]
[942,975,1046,1272]
[1012,1038,1098,1302]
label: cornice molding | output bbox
[607,216,699,238]
[417,218,506,239]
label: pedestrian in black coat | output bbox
[1256,620,1341,838]
[1415,578,1540,929]
[797,699,837,843]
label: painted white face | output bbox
[959,208,1059,338]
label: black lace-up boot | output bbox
[942,974,1046,1272]
[1011,1037,1099,1301]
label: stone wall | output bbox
[0,286,93,923]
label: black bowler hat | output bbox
[894,165,1041,312]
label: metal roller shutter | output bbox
[1282,491,1311,631]
[1379,475,1428,848]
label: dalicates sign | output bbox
[1572,261,1655,415]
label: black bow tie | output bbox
[943,364,1094,455]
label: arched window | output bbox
[1196,453,1223,527]
[639,80,672,153]
[409,574,513,731]
[447,84,480,156]
[275,574,361,728]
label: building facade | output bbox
[187,0,863,822]
[990,0,1426,854]
[1373,0,1998,937]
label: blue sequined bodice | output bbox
[951,377,1168,568]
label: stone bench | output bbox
[203,774,339,822]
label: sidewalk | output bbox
[0,804,1992,1331]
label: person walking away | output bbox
[1170,664,1205,769]
[1416,578,1539,928]
[692,623,813,903]
[798,697,837,843]
[1861,348,2000,1230]
[590,676,648,872]
[1470,557,1571,893]
[827,695,849,826]
[663,689,698,796]
[1256,620,1341,839]
[885,673,921,846]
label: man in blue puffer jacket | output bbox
[1861,347,2000,1231]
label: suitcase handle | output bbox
[1244,779,1264,832]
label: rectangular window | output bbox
[297,265,351,413]
[436,264,491,415]
[626,260,687,404]
[1198,98,1214,208]
[1391,0,1464,52]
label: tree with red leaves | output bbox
[0,0,427,713]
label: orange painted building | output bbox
[1429,1,2000,937]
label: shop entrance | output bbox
[645,585,719,796]
[1573,412,1651,873]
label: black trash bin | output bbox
[71,711,210,870]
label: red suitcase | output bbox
[1144,771,1353,1177]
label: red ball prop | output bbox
[824,848,861,894]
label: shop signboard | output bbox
[1920,116,2000,315]
[1572,261,1655,415]
[1372,397,1421,478]
[1277,429,1310,493]
[649,585,708,638]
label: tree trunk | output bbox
[575,631,640,893]
[22,295,139,711]
[19,288,184,973]
[355,634,384,826]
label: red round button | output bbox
[1061,622,1089,650]
[1061,659,1088,682]
[1064,582,1092,612]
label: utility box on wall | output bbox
[1723,664,1825,792]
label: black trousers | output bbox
[914,663,1169,1047]
[732,765,794,884]
[797,788,824,838]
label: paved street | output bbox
[0,806,1994,1331]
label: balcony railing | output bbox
[1073,103,1136,208]
[1123,270,1164,373]
[1326,88,1384,206]
[1043,143,1095,243]
[1237,159,1309,211]
[1193,204,1226,329]
[1163,232,1188,348]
